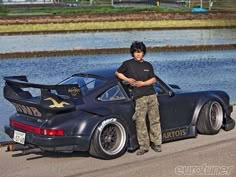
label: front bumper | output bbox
[222,116,235,131]
[222,105,235,131]
[227,105,233,115]
[4,125,90,152]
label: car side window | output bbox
[98,85,126,101]
[153,82,165,95]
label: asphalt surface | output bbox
[0,106,235,177]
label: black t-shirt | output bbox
[117,59,156,99]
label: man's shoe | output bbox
[136,149,149,155]
[151,144,162,152]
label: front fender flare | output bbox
[191,95,228,126]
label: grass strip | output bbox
[2,6,184,16]
[0,19,236,34]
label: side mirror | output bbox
[168,91,175,97]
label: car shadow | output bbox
[10,148,91,160]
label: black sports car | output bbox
[3,68,235,159]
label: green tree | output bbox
[0,5,9,15]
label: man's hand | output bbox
[116,71,136,86]
[133,78,156,87]
[116,71,156,88]
[127,78,136,86]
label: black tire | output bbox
[197,101,223,135]
[89,118,127,160]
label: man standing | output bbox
[115,41,162,155]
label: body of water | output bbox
[1,29,236,53]
[0,50,236,141]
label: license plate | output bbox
[13,130,26,144]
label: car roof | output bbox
[76,67,117,80]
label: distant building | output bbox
[113,0,157,6]
[2,0,53,4]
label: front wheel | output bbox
[89,118,127,160]
[197,101,223,135]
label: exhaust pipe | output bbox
[0,141,14,147]
[6,143,42,155]
[7,143,31,152]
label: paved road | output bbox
[0,107,235,177]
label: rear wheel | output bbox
[197,101,223,135]
[89,118,127,160]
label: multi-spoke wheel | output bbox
[89,118,127,159]
[197,101,223,135]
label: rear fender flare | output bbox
[88,115,132,149]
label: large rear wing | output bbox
[3,76,81,118]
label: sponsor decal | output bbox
[162,128,188,140]
[68,87,80,96]
[44,97,70,108]
[12,103,42,117]
[98,118,117,132]
[144,69,149,72]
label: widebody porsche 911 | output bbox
[3,68,235,159]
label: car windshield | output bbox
[59,76,106,95]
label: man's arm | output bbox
[134,77,156,87]
[115,71,136,85]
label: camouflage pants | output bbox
[133,94,162,150]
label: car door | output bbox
[154,82,195,130]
